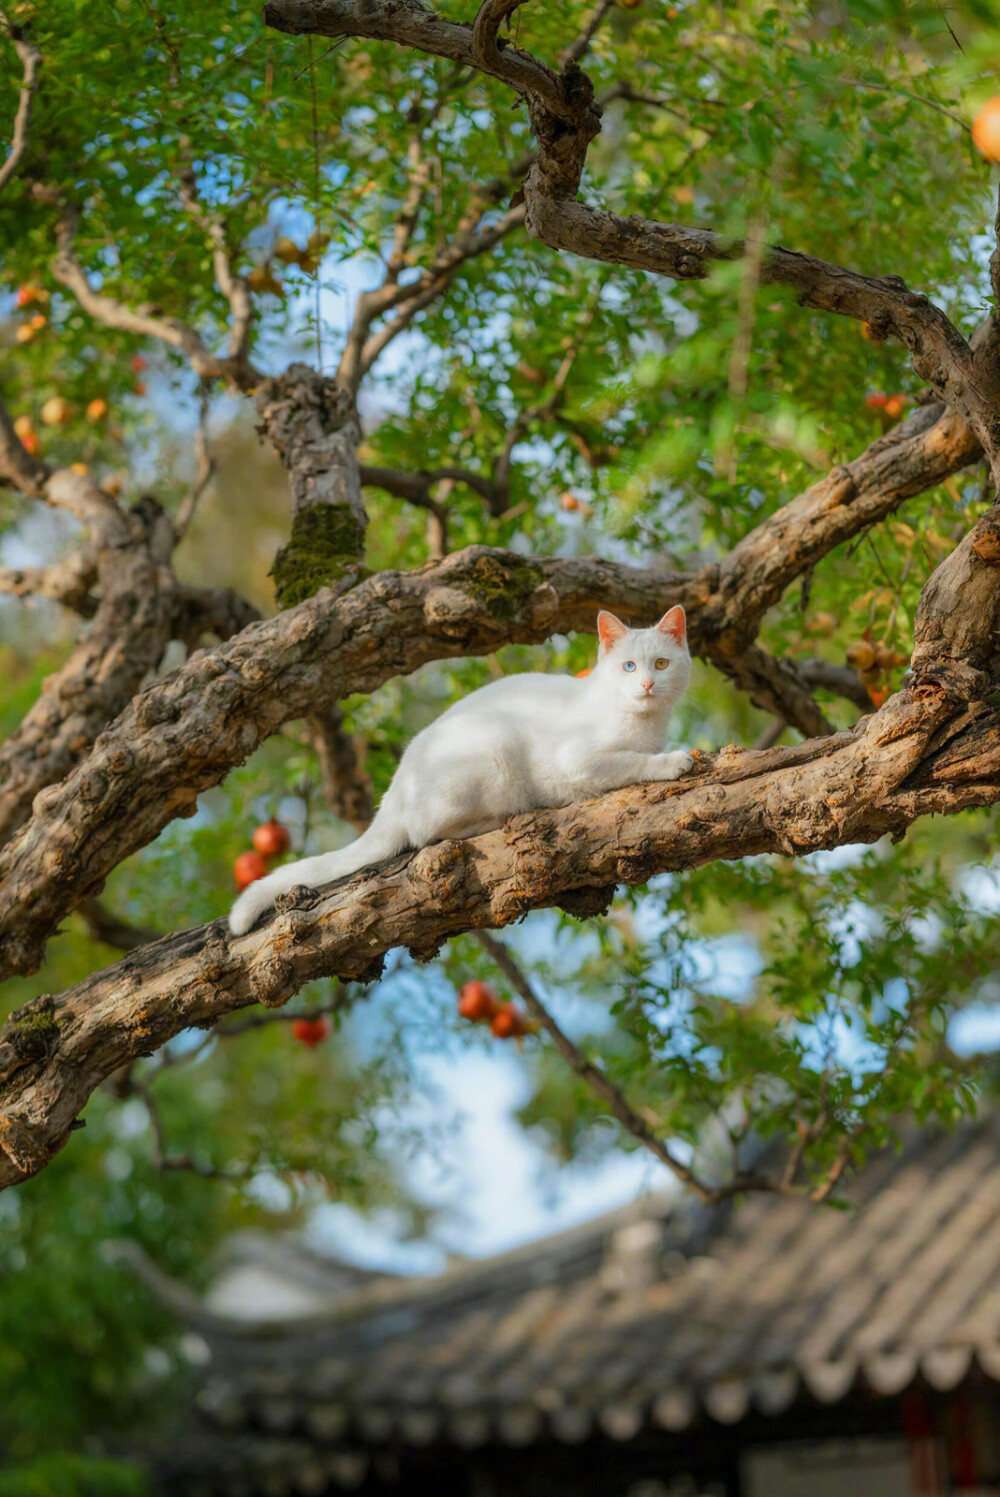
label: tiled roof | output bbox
[191,1113,1000,1451]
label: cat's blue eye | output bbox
[623,660,636,672]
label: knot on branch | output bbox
[675,253,707,279]
[254,363,355,450]
[1,995,59,1064]
[972,516,1000,566]
[247,955,297,1008]
[0,1113,48,1178]
[274,885,319,915]
[556,885,616,920]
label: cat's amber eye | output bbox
[655,657,669,670]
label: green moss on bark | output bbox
[4,996,59,1062]
[271,504,367,608]
[459,553,543,620]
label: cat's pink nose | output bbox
[641,678,653,692]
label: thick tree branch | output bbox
[169,584,262,646]
[0,400,979,979]
[3,683,1000,1190]
[0,485,175,848]
[713,643,832,737]
[307,703,374,833]
[0,11,40,196]
[254,364,368,604]
[0,551,98,617]
[796,656,872,712]
[0,403,258,845]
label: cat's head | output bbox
[593,607,691,710]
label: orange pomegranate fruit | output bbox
[458,980,500,1023]
[234,850,268,890]
[972,97,1000,163]
[291,1015,332,1048]
[253,818,291,858]
[491,1004,528,1040]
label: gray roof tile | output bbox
[197,1113,1000,1446]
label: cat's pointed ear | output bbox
[656,606,687,646]
[597,610,629,652]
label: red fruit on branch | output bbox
[864,392,888,410]
[130,354,147,373]
[458,979,500,1022]
[291,1016,332,1048]
[253,818,291,858]
[491,1004,528,1039]
[233,850,268,890]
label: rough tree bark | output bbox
[2,679,999,1189]
[254,366,369,607]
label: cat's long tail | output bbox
[228,809,410,936]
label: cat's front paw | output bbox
[652,749,694,782]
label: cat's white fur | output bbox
[229,607,693,936]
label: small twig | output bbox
[472,932,872,1207]
[173,389,216,540]
[991,184,1000,321]
[472,930,719,1202]
[935,2,964,52]
[720,206,769,481]
[0,10,41,196]
[291,34,348,81]
[829,75,968,131]
[133,1075,248,1180]
[560,0,615,67]
[307,34,324,374]
[752,717,787,752]
[216,988,350,1039]
[493,283,605,505]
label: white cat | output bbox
[228,606,694,935]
